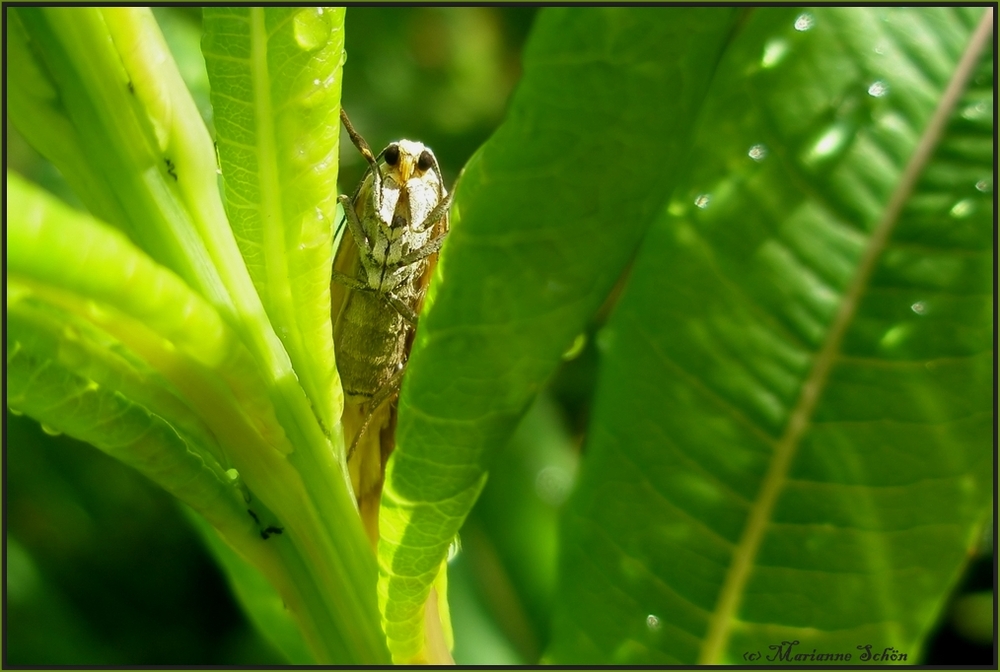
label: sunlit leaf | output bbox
[547,7,993,664]
[203,7,346,435]
[380,7,741,662]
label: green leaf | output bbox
[5,10,123,226]
[547,7,993,664]
[5,175,317,616]
[9,10,326,447]
[8,8,389,662]
[379,7,741,662]
[9,8,234,310]
[6,172,386,664]
[6,172,289,465]
[203,7,346,435]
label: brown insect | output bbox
[331,109,451,545]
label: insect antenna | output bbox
[340,108,383,211]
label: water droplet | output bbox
[313,78,321,86]
[646,614,661,631]
[873,43,886,55]
[535,466,572,507]
[911,301,927,315]
[41,423,62,437]
[293,8,330,51]
[867,80,888,97]
[447,535,462,563]
[761,39,789,68]
[950,199,974,218]
[961,100,989,120]
[880,324,911,349]
[748,144,768,162]
[804,124,849,164]
[562,333,586,361]
[694,193,711,209]
[794,13,814,31]
[975,179,992,193]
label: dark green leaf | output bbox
[548,7,993,664]
[380,7,740,661]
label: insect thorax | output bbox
[358,169,441,293]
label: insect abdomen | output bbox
[335,290,409,401]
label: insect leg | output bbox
[331,270,370,291]
[347,366,407,461]
[395,232,446,267]
[382,292,419,326]
[337,194,380,269]
[412,189,453,233]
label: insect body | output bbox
[331,110,451,544]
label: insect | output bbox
[331,109,451,544]
[247,509,284,540]
[164,158,177,181]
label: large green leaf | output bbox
[6,171,282,570]
[8,8,235,312]
[547,7,993,664]
[202,8,345,436]
[8,9,340,493]
[378,7,741,662]
[6,8,388,661]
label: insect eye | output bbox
[417,150,434,172]
[384,145,400,166]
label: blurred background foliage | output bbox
[4,7,991,665]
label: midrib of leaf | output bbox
[698,10,995,663]
[248,8,299,392]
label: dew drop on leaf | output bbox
[562,333,586,361]
[447,535,462,563]
[293,8,330,52]
[794,13,814,31]
[40,423,62,437]
[803,124,849,165]
[960,100,990,121]
[867,80,888,97]
[950,199,974,218]
[880,324,911,350]
[761,39,788,68]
